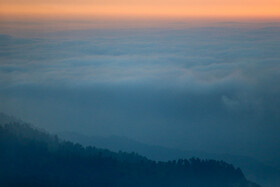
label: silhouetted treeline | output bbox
[0,123,260,187]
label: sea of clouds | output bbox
[0,23,280,167]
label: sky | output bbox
[0,0,280,18]
[0,0,280,172]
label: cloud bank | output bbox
[1,25,280,167]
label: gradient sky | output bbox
[1,0,280,18]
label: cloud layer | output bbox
[1,24,280,167]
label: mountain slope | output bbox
[58,131,280,187]
[0,122,259,187]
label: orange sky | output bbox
[0,0,280,19]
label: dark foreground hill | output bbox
[58,132,280,187]
[0,122,260,187]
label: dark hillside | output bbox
[0,122,260,187]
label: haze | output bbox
[1,1,280,184]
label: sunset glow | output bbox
[1,0,280,19]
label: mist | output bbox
[1,20,280,169]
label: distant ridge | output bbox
[58,131,280,187]
[0,118,259,187]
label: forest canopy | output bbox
[0,122,260,187]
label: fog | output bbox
[1,21,280,168]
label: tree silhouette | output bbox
[0,123,260,187]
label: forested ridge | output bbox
[0,122,260,187]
